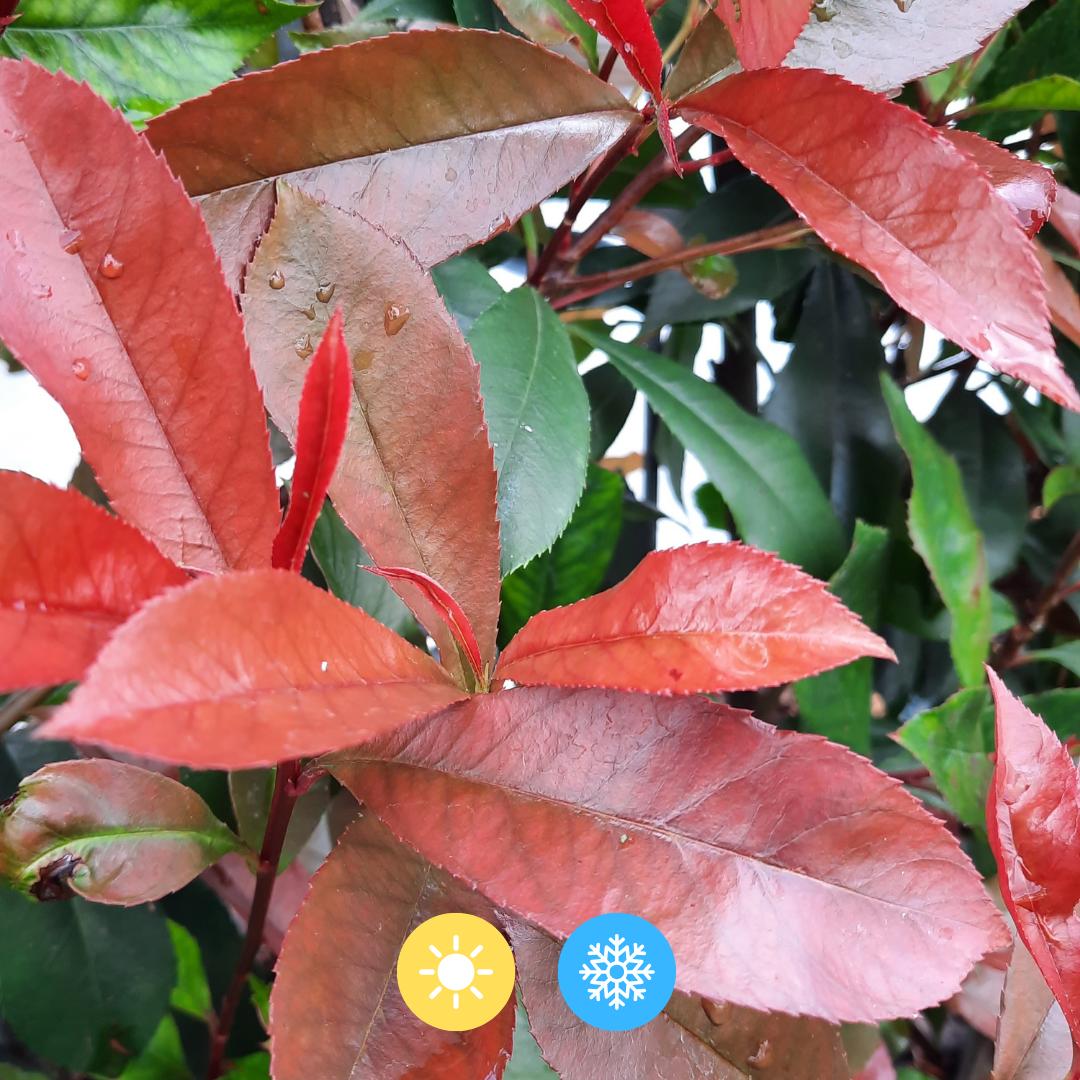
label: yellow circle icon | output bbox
[396,912,516,1031]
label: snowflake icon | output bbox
[578,932,655,1010]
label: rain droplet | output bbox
[100,253,124,279]
[6,229,26,254]
[71,359,90,381]
[31,283,52,299]
[384,302,410,336]
[352,348,374,372]
[59,228,83,254]
[522,424,534,433]
[6,129,27,144]
[269,269,286,289]
[315,282,335,304]
[320,660,329,672]
[302,304,316,320]
[624,42,635,55]
[294,334,313,360]
[445,166,458,182]
[618,833,628,845]
[747,1040,773,1069]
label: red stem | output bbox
[206,760,301,1079]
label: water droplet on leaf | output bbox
[59,228,83,254]
[294,335,313,360]
[100,253,124,279]
[269,269,286,289]
[523,424,534,433]
[31,283,52,299]
[315,282,335,304]
[445,166,458,182]
[71,359,90,381]
[352,348,374,372]
[747,1040,773,1069]
[302,304,316,320]
[384,302,410,336]
[6,230,26,254]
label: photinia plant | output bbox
[1,0,1080,1077]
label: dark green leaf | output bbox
[693,482,730,530]
[577,327,845,576]
[222,1052,271,1079]
[794,522,890,754]
[1023,641,1080,678]
[468,287,590,574]
[168,920,211,1022]
[584,363,636,460]
[1044,464,1080,510]
[432,256,505,333]
[882,376,992,687]
[452,0,498,28]
[0,885,173,1073]
[118,1015,190,1080]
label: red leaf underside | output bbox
[713,0,813,68]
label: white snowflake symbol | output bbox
[578,933,654,1010]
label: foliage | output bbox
[1,1,1079,1077]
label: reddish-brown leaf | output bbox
[0,471,187,692]
[712,0,812,68]
[332,686,1008,1022]
[1053,185,1080,254]
[272,311,351,573]
[611,209,684,257]
[679,69,1080,412]
[987,670,1080,1070]
[994,938,1074,1080]
[0,760,240,905]
[785,0,1027,94]
[0,61,279,572]
[272,812,514,1080]
[1036,243,1080,352]
[495,543,894,694]
[241,185,501,678]
[145,31,639,270]
[941,129,1056,239]
[39,571,467,769]
[510,921,849,1079]
[853,1044,896,1080]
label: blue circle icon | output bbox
[557,913,676,1031]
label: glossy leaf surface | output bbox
[40,571,467,768]
[577,327,844,575]
[882,378,992,688]
[713,0,812,69]
[680,68,1080,411]
[0,61,279,572]
[0,471,187,692]
[988,670,1080,1067]
[511,922,849,1078]
[271,812,514,1080]
[333,686,1006,1022]
[0,1,305,115]
[468,287,589,574]
[497,542,893,693]
[272,311,351,572]
[146,30,639,267]
[0,760,241,904]
[242,186,501,676]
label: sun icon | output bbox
[396,912,515,1031]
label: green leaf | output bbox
[228,769,329,871]
[794,523,890,755]
[118,1014,190,1080]
[693,481,730,530]
[881,376,992,688]
[289,14,393,52]
[248,975,271,1031]
[505,1003,558,1079]
[764,264,902,534]
[0,885,173,1073]
[897,688,1080,828]
[577,326,845,576]
[452,0,498,28]
[584,362,636,461]
[468,287,590,574]
[222,1053,271,1079]
[501,464,624,641]
[309,502,416,637]
[1044,464,1080,510]
[167,920,211,1021]
[974,73,1080,112]
[0,1,309,117]
[490,0,598,66]
[432,255,506,333]
[1024,641,1080,678]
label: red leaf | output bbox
[271,813,514,1080]
[941,129,1056,238]
[332,686,1007,1022]
[39,571,468,769]
[987,669,1080,1071]
[364,566,486,685]
[495,543,894,694]
[0,760,240,905]
[1035,243,1080,352]
[853,1044,896,1080]
[1053,185,1080,254]
[241,185,501,680]
[712,0,813,68]
[0,471,187,692]
[679,69,1080,412]
[510,921,850,1078]
[0,61,279,572]
[272,311,351,572]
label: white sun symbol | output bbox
[418,933,495,1010]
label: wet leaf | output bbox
[882,377,992,688]
[492,0,597,62]
[468,287,590,575]
[680,69,1080,411]
[712,0,813,68]
[271,812,514,1080]
[575,327,845,574]
[0,61,279,573]
[40,571,467,769]
[146,31,639,268]
[332,686,1008,1023]
[241,185,501,677]
[0,471,187,693]
[0,760,241,904]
